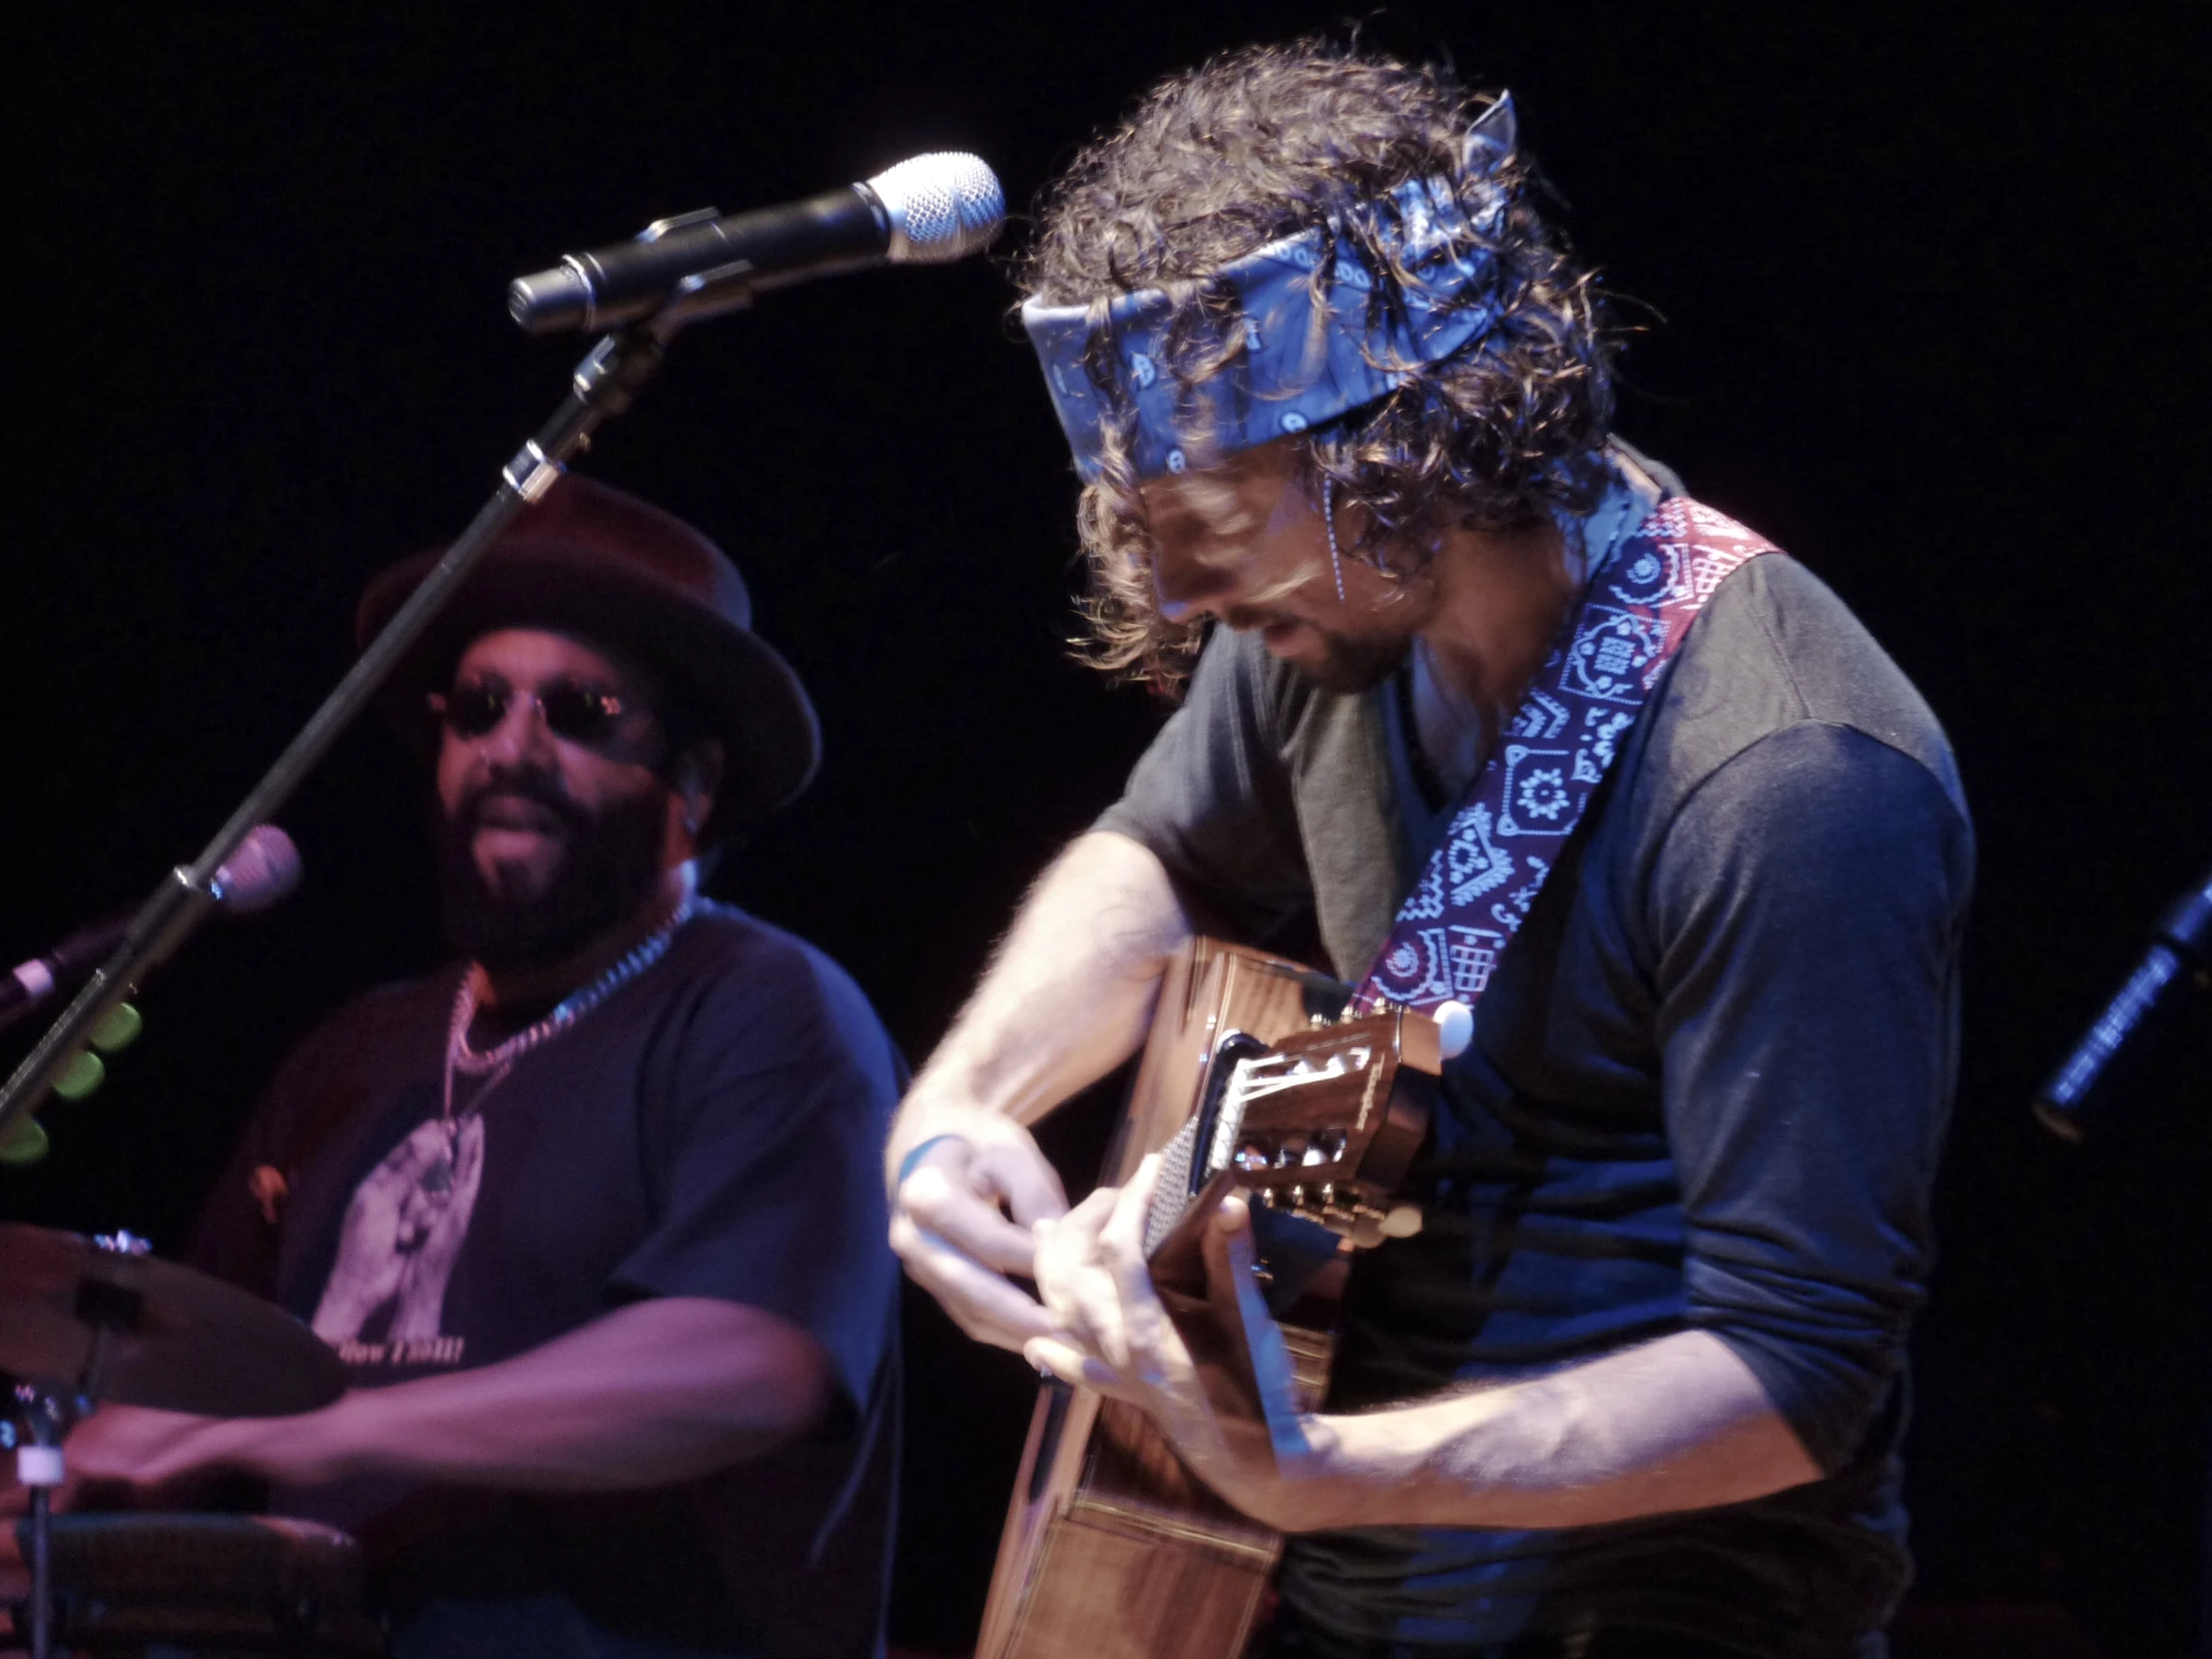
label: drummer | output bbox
[31,479,904,1659]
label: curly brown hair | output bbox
[1019,40,1618,689]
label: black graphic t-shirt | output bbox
[192,902,904,1659]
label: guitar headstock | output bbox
[1211,1012,1438,1233]
[1144,1003,1440,1290]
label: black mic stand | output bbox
[2029,859,2212,1657]
[2034,859,2212,1142]
[0,257,762,1659]
[0,261,760,1162]
[0,321,656,1659]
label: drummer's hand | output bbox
[56,1401,352,1488]
[59,1403,233,1486]
[1,1412,221,1599]
[888,1105,1069,1354]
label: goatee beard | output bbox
[1222,607,1409,695]
[435,775,668,973]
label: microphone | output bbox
[0,826,302,1034]
[508,152,1005,334]
[2034,861,2212,1141]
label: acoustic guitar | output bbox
[975,937,1444,1659]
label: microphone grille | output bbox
[212,825,303,915]
[867,153,1005,265]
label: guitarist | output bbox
[889,40,1970,1659]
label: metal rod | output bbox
[0,325,671,1147]
[27,1483,49,1659]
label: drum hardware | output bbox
[0,1225,348,1659]
[8,1514,383,1658]
[6,1229,147,1659]
[6,1383,82,1659]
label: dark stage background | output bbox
[5,6,2207,1655]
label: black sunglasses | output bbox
[430,678,632,744]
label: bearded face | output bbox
[430,629,681,973]
[1138,441,1432,694]
[434,763,669,972]
[1215,604,1413,693]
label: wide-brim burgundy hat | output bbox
[356,474,820,828]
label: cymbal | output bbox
[0,1225,343,1417]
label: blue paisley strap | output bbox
[1355,498,1777,1015]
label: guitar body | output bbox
[975,939,1436,1659]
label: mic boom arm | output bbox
[507,153,1005,334]
[0,327,659,1150]
[0,150,1005,1155]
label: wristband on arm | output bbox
[895,1134,970,1191]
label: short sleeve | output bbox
[615,936,905,1413]
[1650,721,1972,1472]
[187,1052,304,1298]
[187,981,438,1300]
[1094,628,1315,940]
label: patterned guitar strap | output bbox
[1353,497,1778,1017]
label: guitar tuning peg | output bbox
[1432,1000,1474,1060]
[0,1115,50,1166]
[1380,1204,1424,1239]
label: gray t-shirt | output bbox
[1095,467,1972,1656]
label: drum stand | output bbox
[0,196,760,1659]
[8,1383,85,1659]
[7,1231,150,1659]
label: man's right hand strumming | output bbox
[889,1111,1068,1351]
[886,831,1192,1355]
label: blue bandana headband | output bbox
[1021,95,1519,482]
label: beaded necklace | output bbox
[438,892,699,1140]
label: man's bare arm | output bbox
[1287,1330,1822,1531]
[61,1296,828,1492]
[1028,1175,1823,1533]
[888,830,1191,1159]
[887,830,1191,1351]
